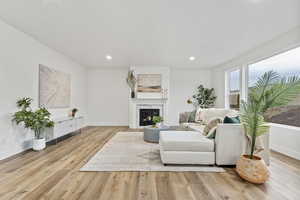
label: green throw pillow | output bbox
[188,110,197,122]
[223,116,240,124]
[206,127,217,139]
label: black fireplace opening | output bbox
[139,109,160,126]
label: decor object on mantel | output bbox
[237,71,300,184]
[192,85,217,108]
[126,70,137,98]
[152,116,164,128]
[12,97,54,151]
[71,108,78,117]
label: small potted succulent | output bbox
[152,116,164,128]
[12,97,54,151]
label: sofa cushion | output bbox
[203,117,223,135]
[198,108,239,124]
[160,131,214,152]
[187,123,205,133]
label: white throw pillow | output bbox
[195,107,203,123]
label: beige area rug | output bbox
[80,132,225,172]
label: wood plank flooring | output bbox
[0,126,299,200]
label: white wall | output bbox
[212,26,300,108]
[87,68,129,126]
[0,19,88,160]
[87,68,212,126]
[270,124,300,160]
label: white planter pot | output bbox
[33,138,46,151]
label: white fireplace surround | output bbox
[129,66,170,128]
[129,99,168,128]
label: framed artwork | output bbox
[39,64,71,108]
[137,74,162,93]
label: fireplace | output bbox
[139,109,160,126]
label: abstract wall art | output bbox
[137,74,161,93]
[39,64,71,108]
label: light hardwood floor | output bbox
[0,126,299,200]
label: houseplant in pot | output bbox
[152,116,164,128]
[192,85,217,108]
[237,71,300,184]
[12,97,54,151]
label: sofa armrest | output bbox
[215,124,270,166]
[215,124,246,165]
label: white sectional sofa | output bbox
[159,108,270,166]
[160,131,215,165]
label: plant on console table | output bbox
[126,70,137,98]
[12,97,54,151]
[237,71,300,184]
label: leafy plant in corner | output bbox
[126,70,137,98]
[192,85,217,108]
[240,71,300,159]
[12,97,54,140]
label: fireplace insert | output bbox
[139,109,160,126]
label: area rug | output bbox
[80,132,225,172]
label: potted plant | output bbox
[126,70,137,98]
[71,108,78,117]
[152,116,164,128]
[237,71,300,184]
[192,85,217,108]
[12,97,54,151]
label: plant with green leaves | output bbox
[241,71,300,159]
[192,85,217,108]
[12,97,54,139]
[152,116,163,127]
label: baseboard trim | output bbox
[0,126,89,162]
[271,144,300,160]
[88,123,129,126]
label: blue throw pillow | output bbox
[223,116,240,124]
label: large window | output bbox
[228,69,241,110]
[248,47,300,127]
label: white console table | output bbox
[46,116,85,142]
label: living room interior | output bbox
[0,0,300,199]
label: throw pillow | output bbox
[223,116,240,124]
[203,117,223,136]
[195,108,203,123]
[206,126,217,139]
[188,110,197,122]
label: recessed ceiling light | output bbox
[106,55,112,60]
[189,56,195,61]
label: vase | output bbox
[131,91,135,98]
[236,155,269,184]
[33,138,46,151]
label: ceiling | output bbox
[0,0,299,68]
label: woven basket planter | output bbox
[236,155,270,184]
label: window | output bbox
[248,47,300,127]
[228,69,241,110]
